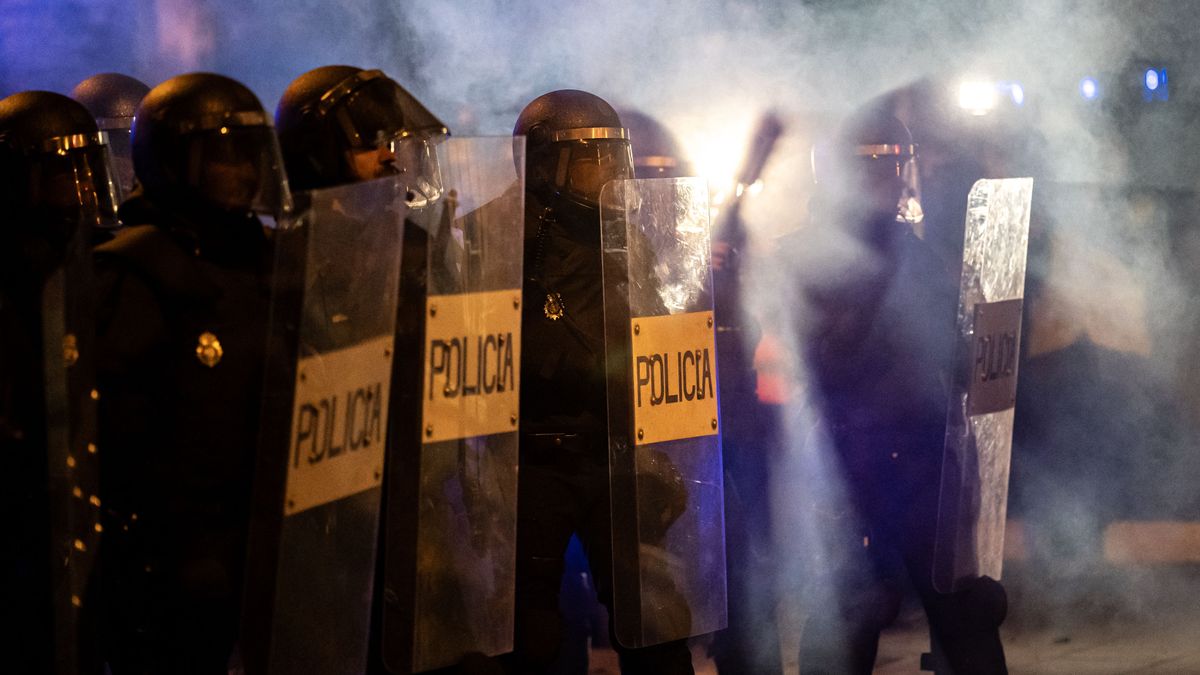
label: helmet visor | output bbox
[330,76,411,150]
[104,128,136,196]
[555,138,634,207]
[33,132,121,231]
[813,140,922,225]
[186,125,293,218]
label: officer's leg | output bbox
[797,533,901,675]
[512,462,580,672]
[897,464,1008,675]
[711,421,783,675]
[579,463,694,675]
[797,444,902,675]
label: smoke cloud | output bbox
[4,0,1199,657]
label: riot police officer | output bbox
[92,72,291,674]
[512,89,694,674]
[72,73,151,200]
[1,89,119,675]
[793,102,1007,674]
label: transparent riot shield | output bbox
[241,176,405,675]
[379,136,524,673]
[9,221,101,673]
[600,177,727,648]
[933,178,1033,593]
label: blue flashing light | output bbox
[1080,77,1099,100]
[1143,68,1168,102]
[1010,83,1025,106]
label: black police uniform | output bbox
[94,195,273,674]
[796,206,1008,674]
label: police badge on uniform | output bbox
[195,331,223,367]
[544,292,565,321]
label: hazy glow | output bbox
[958,80,998,115]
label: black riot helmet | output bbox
[813,104,923,229]
[276,65,448,204]
[0,90,121,247]
[71,73,150,195]
[514,89,634,213]
[132,72,291,219]
[617,108,694,179]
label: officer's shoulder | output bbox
[94,225,218,302]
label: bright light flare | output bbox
[958,80,997,116]
[1080,77,1099,100]
[1145,68,1160,91]
[692,135,745,203]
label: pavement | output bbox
[587,563,1200,673]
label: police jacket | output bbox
[519,194,608,440]
[93,193,272,569]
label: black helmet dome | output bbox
[71,73,151,130]
[513,89,633,211]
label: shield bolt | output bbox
[287,498,295,510]
[384,348,392,358]
[513,296,521,310]
[87,442,97,455]
[71,595,82,608]
[63,334,79,367]
[634,324,641,336]
[510,414,518,426]
[299,371,306,382]
[430,305,438,317]
[711,418,718,430]
[637,428,644,441]
[90,389,100,401]
[66,455,76,468]
[707,316,714,329]
[374,468,382,481]
[426,424,434,438]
